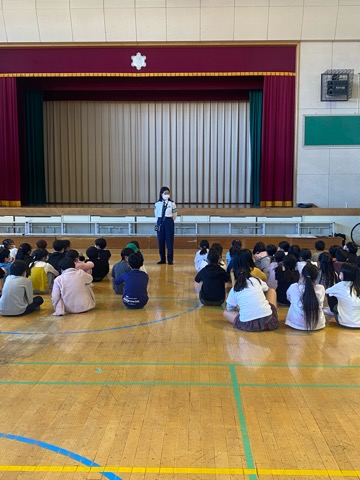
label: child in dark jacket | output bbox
[194,250,231,306]
[114,252,149,309]
[86,246,109,282]
[275,254,300,305]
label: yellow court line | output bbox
[1,466,360,476]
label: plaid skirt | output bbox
[233,303,279,332]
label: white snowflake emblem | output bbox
[131,52,147,71]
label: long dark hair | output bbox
[318,252,337,288]
[29,249,48,275]
[15,243,32,260]
[158,186,171,201]
[233,249,255,272]
[281,254,298,283]
[206,250,220,270]
[199,239,209,256]
[301,264,321,330]
[340,263,360,297]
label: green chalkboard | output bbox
[304,115,360,146]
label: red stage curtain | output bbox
[0,78,21,206]
[260,76,295,207]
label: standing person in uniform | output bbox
[154,186,177,265]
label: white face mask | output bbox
[162,194,170,200]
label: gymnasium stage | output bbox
[1,205,357,250]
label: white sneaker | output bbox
[323,307,334,316]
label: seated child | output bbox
[15,243,32,274]
[0,266,6,296]
[126,241,147,273]
[326,263,360,329]
[333,248,347,275]
[277,240,290,254]
[0,260,44,316]
[48,240,65,274]
[194,239,209,272]
[36,239,48,250]
[253,241,270,272]
[264,250,285,289]
[225,239,242,267]
[29,249,59,293]
[296,248,317,275]
[86,246,109,281]
[0,248,12,278]
[199,243,226,272]
[66,249,94,274]
[223,267,279,332]
[52,257,96,316]
[266,244,277,263]
[2,238,17,261]
[112,247,132,295]
[343,242,358,264]
[114,252,149,309]
[95,237,111,262]
[274,254,299,305]
[194,250,231,306]
[285,264,326,331]
[311,240,326,263]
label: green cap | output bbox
[126,243,139,252]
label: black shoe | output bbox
[168,261,173,265]
[157,261,166,264]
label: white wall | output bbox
[297,42,360,207]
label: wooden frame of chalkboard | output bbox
[304,115,360,146]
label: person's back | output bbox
[194,251,230,305]
[114,253,148,309]
[52,257,95,316]
[311,240,325,263]
[112,247,132,295]
[194,240,209,272]
[0,260,43,316]
[48,240,65,274]
[86,246,109,281]
[275,254,299,305]
[326,263,360,328]
[286,264,326,330]
[95,237,111,262]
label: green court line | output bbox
[229,364,256,480]
[1,380,359,389]
[2,360,360,368]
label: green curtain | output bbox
[249,90,263,207]
[24,91,46,204]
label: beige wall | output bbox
[1,0,360,43]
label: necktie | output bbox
[162,201,167,218]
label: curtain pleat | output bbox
[249,90,263,207]
[260,77,295,207]
[24,91,46,205]
[44,101,251,204]
[0,78,21,206]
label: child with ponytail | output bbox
[285,264,326,330]
[223,266,279,332]
[194,239,209,272]
[29,249,59,294]
[326,263,360,328]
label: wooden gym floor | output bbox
[0,251,360,480]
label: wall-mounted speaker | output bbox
[321,69,354,102]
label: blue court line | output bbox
[0,432,122,480]
[0,302,201,335]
